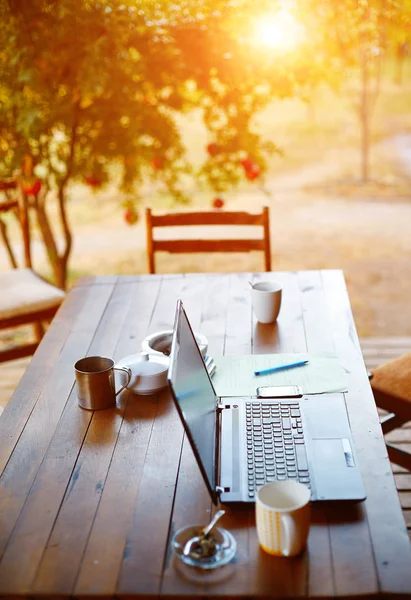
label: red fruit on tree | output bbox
[206,143,219,157]
[85,175,101,188]
[151,156,164,170]
[124,208,139,225]
[212,197,224,209]
[245,164,261,181]
[240,157,254,171]
[22,178,42,195]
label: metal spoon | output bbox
[182,509,226,557]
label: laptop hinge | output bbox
[215,485,224,494]
[217,403,231,410]
[215,404,223,498]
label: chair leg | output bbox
[386,443,411,472]
[33,321,45,343]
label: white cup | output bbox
[256,481,311,557]
[251,281,282,324]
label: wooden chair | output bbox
[145,205,272,274]
[370,352,411,471]
[0,190,65,363]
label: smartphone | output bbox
[256,385,303,398]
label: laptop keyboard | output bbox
[245,401,310,499]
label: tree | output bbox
[0,0,323,287]
[309,0,411,182]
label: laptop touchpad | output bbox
[311,438,357,501]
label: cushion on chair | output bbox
[371,352,411,404]
[0,268,65,320]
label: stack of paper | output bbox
[211,353,348,397]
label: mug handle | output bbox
[281,513,297,557]
[114,366,132,396]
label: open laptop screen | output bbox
[168,301,218,497]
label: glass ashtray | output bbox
[172,525,237,570]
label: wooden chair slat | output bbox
[146,206,271,274]
[0,341,39,362]
[0,306,59,330]
[153,238,266,253]
[151,210,267,226]
[0,198,18,213]
[387,444,411,472]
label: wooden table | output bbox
[1,271,411,599]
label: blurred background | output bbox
[1,0,411,339]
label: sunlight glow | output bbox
[252,10,305,53]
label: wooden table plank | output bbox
[160,436,211,597]
[295,272,336,598]
[230,272,308,598]
[298,270,379,598]
[117,275,204,595]
[204,274,254,598]
[161,274,236,596]
[225,272,253,356]
[115,275,211,597]
[199,274,230,357]
[0,282,116,568]
[32,280,149,594]
[0,280,137,594]
[160,274,236,596]
[74,278,163,595]
[322,269,411,596]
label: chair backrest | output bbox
[145,205,271,274]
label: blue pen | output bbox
[254,359,309,376]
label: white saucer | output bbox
[116,352,168,395]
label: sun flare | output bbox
[252,10,305,53]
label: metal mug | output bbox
[74,356,132,410]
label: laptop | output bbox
[168,300,366,504]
